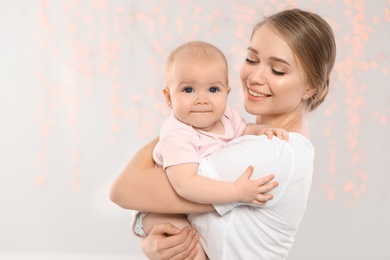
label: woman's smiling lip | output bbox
[247,88,271,98]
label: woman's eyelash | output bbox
[245,57,285,76]
[272,69,285,76]
[245,58,257,64]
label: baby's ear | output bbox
[227,86,231,94]
[162,87,172,108]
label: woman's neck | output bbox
[256,113,310,138]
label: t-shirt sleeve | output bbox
[201,135,294,215]
[159,129,201,169]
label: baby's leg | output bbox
[143,213,207,260]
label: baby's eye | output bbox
[209,87,219,93]
[183,87,194,93]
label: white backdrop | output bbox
[1,0,389,259]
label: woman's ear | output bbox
[162,87,172,108]
[303,85,317,100]
[227,86,231,94]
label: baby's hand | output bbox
[234,166,279,205]
[258,127,289,141]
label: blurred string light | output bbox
[34,0,389,206]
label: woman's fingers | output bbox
[154,222,181,236]
[141,224,198,260]
[169,227,199,260]
[154,226,198,260]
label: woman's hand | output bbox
[141,224,200,260]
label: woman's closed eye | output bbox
[245,58,257,64]
[245,57,285,76]
[272,68,286,76]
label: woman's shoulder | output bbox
[229,132,314,153]
[288,132,314,149]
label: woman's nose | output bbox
[250,65,267,86]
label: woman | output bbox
[110,8,336,260]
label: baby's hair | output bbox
[165,41,229,86]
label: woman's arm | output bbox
[109,137,213,214]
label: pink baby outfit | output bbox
[153,107,246,169]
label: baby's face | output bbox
[165,56,230,131]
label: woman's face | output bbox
[240,24,312,124]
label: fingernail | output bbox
[173,227,180,233]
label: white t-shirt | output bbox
[188,133,314,260]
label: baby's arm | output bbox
[166,163,275,205]
[243,123,289,141]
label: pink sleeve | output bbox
[224,107,247,137]
[159,129,201,169]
